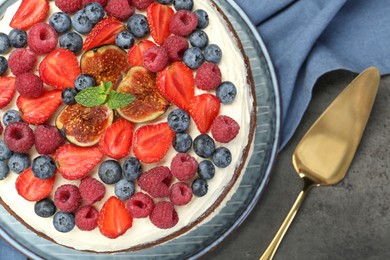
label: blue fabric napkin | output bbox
[0,238,26,260]
[234,0,390,149]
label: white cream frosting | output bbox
[0,0,254,252]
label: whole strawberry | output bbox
[34,125,65,155]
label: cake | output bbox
[0,0,256,253]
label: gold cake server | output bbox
[260,67,380,260]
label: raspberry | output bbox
[169,10,198,36]
[170,182,192,206]
[143,46,169,73]
[130,0,155,10]
[211,115,240,143]
[55,0,83,14]
[15,73,44,98]
[126,192,154,218]
[105,0,135,21]
[8,48,37,76]
[82,0,108,7]
[149,201,179,229]
[170,153,198,181]
[34,125,65,155]
[138,166,172,198]
[27,23,58,55]
[54,184,82,212]
[79,176,106,204]
[3,122,34,153]
[75,205,99,231]
[195,62,222,90]
[162,35,188,61]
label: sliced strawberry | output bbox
[83,17,126,51]
[98,196,133,239]
[156,62,195,111]
[0,77,16,109]
[54,144,104,180]
[127,40,156,67]
[16,168,55,202]
[38,48,81,90]
[147,3,174,45]
[99,118,135,160]
[133,122,175,164]
[10,0,49,30]
[16,90,62,125]
[189,94,221,133]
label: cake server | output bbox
[260,67,380,260]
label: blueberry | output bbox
[168,109,190,132]
[61,87,78,105]
[49,12,71,33]
[98,160,122,184]
[34,198,56,218]
[59,32,83,54]
[32,155,56,179]
[0,161,10,180]
[0,140,13,161]
[158,0,173,4]
[8,29,27,48]
[2,109,22,126]
[193,134,215,158]
[174,0,194,10]
[183,47,204,69]
[0,33,10,54]
[204,44,222,63]
[192,178,208,197]
[0,56,7,76]
[84,2,105,24]
[189,29,208,49]
[173,132,192,153]
[216,81,237,104]
[212,147,232,168]
[8,153,30,174]
[194,9,209,29]
[123,157,142,181]
[115,179,135,200]
[72,10,93,35]
[197,160,215,180]
[115,31,135,49]
[53,211,75,233]
[74,74,96,91]
[127,14,150,38]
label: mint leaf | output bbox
[98,81,112,95]
[107,90,135,109]
[75,87,107,107]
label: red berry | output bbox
[79,176,106,204]
[3,122,34,153]
[126,192,154,218]
[27,23,58,55]
[54,184,82,212]
[82,0,108,6]
[15,73,44,98]
[55,0,83,14]
[170,153,198,181]
[169,10,198,36]
[75,205,99,231]
[211,115,240,143]
[170,182,192,206]
[34,125,65,155]
[162,35,188,61]
[195,62,222,90]
[138,166,172,198]
[130,0,154,10]
[143,46,169,73]
[0,123,3,135]
[149,201,179,229]
[8,48,37,76]
[105,0,135,21]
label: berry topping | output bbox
[72,10,93,34]
[59,32,84,54]
[169,10,198,36]
[212,147,232,168]
[98,160,123,184]
[189,94,220,133]
[55,0,83,14]
[61,87,78,105]
[84,2,105,24]
[74,74,96,91]
[16,167,55,201]
[211,115,240,143]
[162,35,188,61]
[0,77,16,109]
[127,40,156,67]
[8,48,37,76]
[27,22,58,55]
[10,0,49,30]
[126,192,154,218]
[8,29,27,48]
[194,9,209,29]
[116,31,135,49]
[123,157,142,181]
[197,160,215,180]
[149,201,179,229]
[170,182,192,206]
[204,43,222,63]
[0,56,7,76]
[127,14,150,38]
[0,33,10,54]
[0,140,13,161]
[182,47,204,69]
[192,178,208,197]
[79,176,106,204]
[172,132,192,153]
[54,184,82,212]
[173,0,193,11]
[2,109,22,126]
[105,0,134,21]
[3,122,34,153]
[193,134,215,158]
[15,73,44,98]
[130,0,155,10]
[138,166,172,198]
[34,125,65,155]
[32,155,56,179]
[8,153,30,174]
[216,81,237,104]
[75,205,99,231]
[115,179,135,200]
[0,161,9,180]
[147,3,174,45]
[195,62,222,90]
[83,17,125,50]
[170,153,198,181]
[143,45,169,73]
[49,12,72,33]
[168,109,190,132]
[53,211,75,233]
[189,29,208,49]
[34,198,56,218]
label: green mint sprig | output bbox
[75,82,135,109]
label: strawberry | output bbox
[98,196,133,239]
[0,77,16,109]
[16,90,62,125]
[133,122,175,164]
[156,62,195,111]
[54,144,104,180]
[38,48,81,90]
[16,168,55,202]
[99,118,135,160]
[83,17,126,51]
[127,40,156,67]
[147,3,174,45]
[10,0,49,30]
[189,94,221,133]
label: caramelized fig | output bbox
[116,66,170,123]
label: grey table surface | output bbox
[206,70,390,260]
